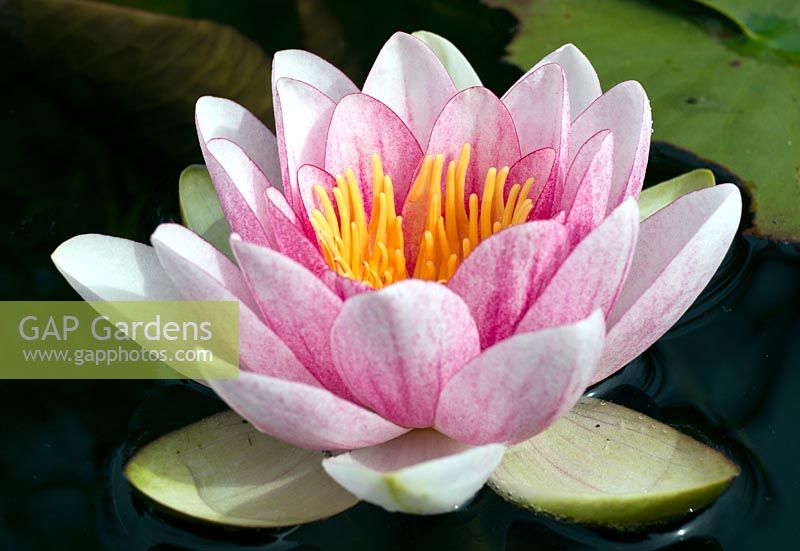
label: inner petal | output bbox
[308,144,536,288]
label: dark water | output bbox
[1,1,798,549]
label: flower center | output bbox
[309,144,535,289]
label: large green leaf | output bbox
[494,0,800,240]
[125,410,358,528]
[489,398,739,527]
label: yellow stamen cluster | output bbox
[309,144,535,289]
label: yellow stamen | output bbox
[308,144,536,288]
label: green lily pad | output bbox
[638,169,716,220]
[494,0,800,240]
[488,398,739,527]
[125,410,358,528]
[178,165,232,258]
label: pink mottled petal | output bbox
[322,430,504,514]
[362,32,458,146]
[596,184,741,382]
[264,188,329,278]
[150,224,319,384]
[563,131,614,244]
[232,240,351,397]
[297,164,337,223]
[569,81,652,212]
[506,147,557,221]
[274,78,336,212]
[330,280,480,428]
[325,93,422,212]
[516,199,639,334]
[532,44,601,120]
[426,87,521,197]
[447,220,569,349]
[436,310,605,445]
[209,372,408,451]
[195,97,282,189]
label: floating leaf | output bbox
[178,165,232,258]
[489,398,739,527]
[494,0,800,240]
[639,169,716,221]
[125,410,358,528]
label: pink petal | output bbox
[324,93,422,212]
[426,87,521,198]
[297,164,337,223]
[435,310,605,445]
[516,199,639,334]
[273,78,337,212]
[506,147,558,221]
[362,32,458,146]
[447,220,569,349]
[563,130,614,244]
[569,81,651,212]
[150,224,319,385]
[596,184,741,382]
[195,96,282,188]
[532,44,601,120]
[232,239,351,397]
[208,372,408,451]
[205,138,276,246]
[330,280,480,428]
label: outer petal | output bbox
[271,49,358,102]
[506,147,558,221]
[52,235,181,301]
[209,372,408,451]
[516,199,639,334]
[204,138,273,247]
[150,224,319,385]
[435,311,605,445]
[569,81,651,211]
[447,220,569,349]
[195,96,282,188]
[532,44,601,120]
[596,184,741,382]
[274,78,336,211]
[362,32,458,145]
[322,430,504,514]
[324,93,422,212]
[563,130,614,244]
[412,31,481,90]
[232,240,350,397]
[426,87,521,197]
[330,280,480,428]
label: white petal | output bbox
[412,31,481,90]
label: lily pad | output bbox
[638,169,716,220]
[488,398,739,527]
[494,0,800,240]
[178,165,232,258]
[125,410,358,528]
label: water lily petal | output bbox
[569,81,651,212]
[596,184,741,382]
[331,280,480,428]
[563,130,614,244]
[271,49,358,102]
[297,164,337,223]
[125,410,358,527]
[264,187,329,277]
[322,430,504,514]
[195,96,282,188]
[150,224,319,384]
[325,93,422,213]
[52,234,181,301]
[273,78,336,212]
[232,239,350,397]
[209,372,408,451]
[435,311,605,445]
[412,31,481,90]
[426,87,521,197]
[362,32,458,145]
[506,147,557,221]
[532,43,601,120]
[448,220,569,348]
[516,199,639,334]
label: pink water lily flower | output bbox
[53,31,741,514]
